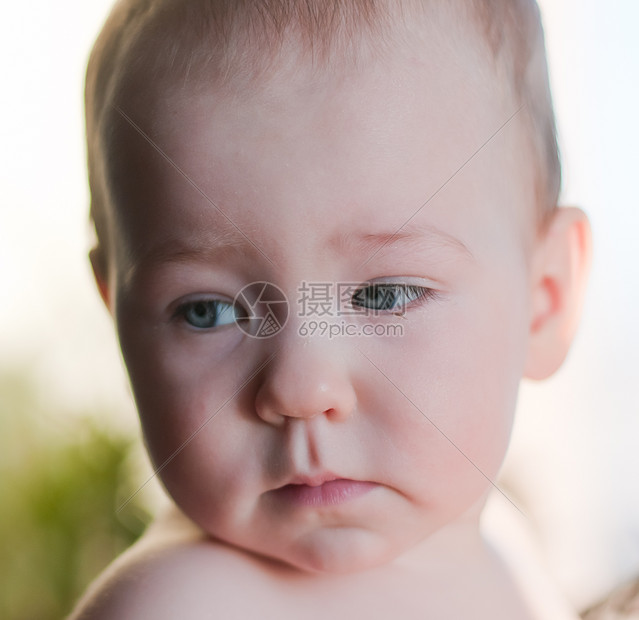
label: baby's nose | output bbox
[254,334,357,426]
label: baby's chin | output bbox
[214,525,417,576]
[287,530,398,575]
[244,517,486,576]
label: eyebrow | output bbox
[331,222,474,263]
[137,231,250,266]
[134,221,473,273]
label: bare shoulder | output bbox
[581,579,639,619]
[68,507,277,620]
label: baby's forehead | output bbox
[112,5,515,171]
[87,0,558,264]
[113,0,500,105]
[109,30,536,269]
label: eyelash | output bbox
[349,283,438,314]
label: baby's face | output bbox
[109,25,537,573]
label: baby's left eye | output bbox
[351,284,434,312]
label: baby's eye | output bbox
[351,283,434,312]
[176,299,243,330]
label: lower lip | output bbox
[274,480,377,507]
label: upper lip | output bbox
[285,472,341,487]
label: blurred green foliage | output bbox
[0,370,152,620]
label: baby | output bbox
[71,0,591,618]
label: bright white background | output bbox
[0,0,637,611]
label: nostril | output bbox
[257,406,287,427]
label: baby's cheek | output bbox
[406,317,517,475]
[159,416,235,497]
[129,341,236,447]
[453,330,524,472]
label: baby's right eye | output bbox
[175,299,243,330]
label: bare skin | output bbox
[72,504,556,620]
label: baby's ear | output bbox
[524,207,592,380]
[89,246,111,311]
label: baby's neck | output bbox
[135,505,576,619]
[247,520,533,619]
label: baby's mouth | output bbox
[271,477,377,507]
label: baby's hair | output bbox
[86,0,560,274]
